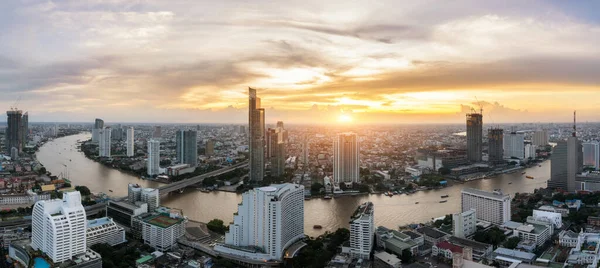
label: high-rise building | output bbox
[488,128,503,165]
[205,139,215,156]
[548,112,583,192]
[141,188,160,212]
[21,112,28,145]
[132,208,186,252]
[466,113,483,163]
[302,135,309,167]
[267,127,286,177]
[147,139,160,176]
[6,110,23,153]
[126,127,135,157]
[111,126,124,141]
[216,184,304,261]
[525,143,536,160]
[504,131,525,159]
[334,132,360,184]
[532,130,549,147]
[92,118,104,143]
[153,126,162,138]
[461,188,511,225]
[583,142,600,169]
[98,127,111,157]
[176,130,198,167]
[31,191,87,263]
[548,141,569,190]
[248,87,265,182]
[276,121,284,129]
[453,209,476,239]
[128,183,142,201]
[350,202,374,260]
[86,217,126,247]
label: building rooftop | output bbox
[351,202,374,222]
[402,230,423,240]
[374,251,401,266]
[462,188,509,200]
[436,241,463,254]
[417,226,448,239]
[87,217,112,228]
[516,223,548,235]
[494,248,536,260]
[448,236,492,251]
[143,213,184,228]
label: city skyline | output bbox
[1,1,599,124]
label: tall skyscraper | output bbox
[21,112,28,145]
[504,130,525,159]
[98,127,111,157]
[461,188,511,225]
[488,128,504,165]
[334,132,360,184]
[548,141,568,190]
[276,121,284,129]
[92,118,104,143]
[248,87,265,182]
[349,202,374,260]
[583,142,600,169]
[126,127,135,157]
[176,130,198,167]
[302,135,309,167]
[153,126,162,138]
[466,112,483,162]
[267,127,286,178]
[216,184,304,261]
[549,112,583,192]
[205,139,215,156]
[147,139,160,176]
[31,191,87,263]
[6,110,23,153]
[532,130,549,147]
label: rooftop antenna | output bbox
[573,110,577,137]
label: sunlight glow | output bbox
[338,114,353,123]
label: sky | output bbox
[0,0,599,124]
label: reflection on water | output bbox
[38,133,549,237]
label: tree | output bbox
[207,219,228,234]
[63,183,72,188]
[438,167,451,175]
[311,183,324,195]
[74,186,91,196]
[401,249,415,264]
[503,237,521,249]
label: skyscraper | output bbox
[548,141,568,190]
[21,112,28,145]
[153,126,162,139]
[548,112,583,192]
[126,127,135,157]
[349,202,374,260]
[6,110,23,153]
[302,135,309,167]
[216,184,304,261]
[92,118,104,143]
[334,132,360,184]
[248,87,265,182]
[267,127,286,178]
[98,127,111,157]
[583,142,600,170]
[504,130,525,159]
[31,191,87,263]
[147,139,160,176]
[532,130,549,147]
[466,112,483,162]
[205,139,215,156]
[488,128,504,165]
[176,130,198,167]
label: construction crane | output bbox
[474,96,483,115]
[10,96,21,111]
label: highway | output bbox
[157,161,248,195]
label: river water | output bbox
[37,133,550,237]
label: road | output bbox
[157,161,248,195]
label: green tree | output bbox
[207,219,228,234]
[311,183,324,195]
[74,186,91,196]
[401,249,415,264]
[503,237,521,249]
[438,167,451,175]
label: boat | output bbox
[323,195,332,200]
[508,182,512,184]
[521,172,526,174]
[313,225,323,229]
[539,165,542,167]
[526,176,534,179]
[439,200,448,203]
[441,195,449,198]
[178,189,184,193]
[415,202,419,204]
[109,189,113,192]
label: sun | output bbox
[338,114,353,123]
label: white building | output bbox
[31,191,87,263]
[525,143,537,160]
[147,139,160,176]
[405,167,423,177]
[374,251,401,268]
[453,209,476,238]
[504,131,525,159]
[514,223,551,247]
[583,142,600,169]
[461,188,511,225]
[133,210,186,252]
[86,217,126,247]
[559,230,579,247]
[561,230,600,268]
[141,188,160,212]
[532,209,562,229]
[0,190,50,205]
[350,202,374,260]
[126,127,135,157]
[216,184,304,261]
[334,132,360,184]
[532,130,549,147]
[98,128,111,157]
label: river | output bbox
[37,133,550,237]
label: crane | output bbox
[10,96,21,111]
[474,96,483,115]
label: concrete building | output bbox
[21,112,28,145]
[548,137,583,192]
[92,118,104,144]
[493,248,536,266]
[504,131,525,159]
[98,127,111,157]
[334,132,360,184]
[153,126,162,138]
[141,188,160,212]
[216,184,304,261]
[248,87,265,182]
[447,236,493,261]
[86,217,126,247]
[31,192,87,263]
[558,231,600,268]
[374,251,401,268]
[301,135,309,167]
[126,127,135,157]
[350,202,374,260]
[433,241,463,260]
[6,110,23,153]
[461,188,511,225]
[466,112,483,163]
[488,128,504,165]
[133,208,186,252]
[267,127,287,177]
[453,209,477,238]
[577,172,600,191]
[106,200,148,228]
[375,226,421,257]
[9,239,102,268]
[514,222,551,247]
[205,139,215,156]
[583,142,600,170]
[524,143,536,160]
[147,139,160,176]
[176,130,198,167]
[532,130,549,147]
[417,226,450,245]
[532,209,562,229]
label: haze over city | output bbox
[1,0,600,124]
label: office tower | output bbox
[248,87,265,182]
[548,142,568,190]
[488,128,504,165]
[453,209,476,239]
[176,130,198,167]
[466,112,483,162]
[350,202,374,260]
[21,112,28,144]
[31,192,87,263]
[334,132,360,184]
[271,131,286,177]
[583,142,600,169]
[128,183,142,201]
[92,118,104,143]
[461,188,511,225]
[126,127,135,157]
[86,217,126,247]
[153,126,162,138]
[98,127,111,157]
[216,184,304,261]
[141,188,160,212]
[266,128,277,159]
[302,135,309,166]
[532,130,549,147]
[548,112,583,192]
[504,130,525,159]
[6,110,23,153]
[147,139,160,176]
[205,139,215,156]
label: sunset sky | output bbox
[1,0,599,124]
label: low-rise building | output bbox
[493,248,536,267]
[559,230,579,247]
[447,236,493,261]
[514,223,551,247]
[106,200,148,228]
[86,217,126,247]
[532,210,562,229]
[417,226,450,245]
[376,226,420,256]
[565,231,600,268]
[374,251,401,268]
[453,209,476,239]
[9,239,103,268]
[537,205,569,217]
[433,241,462,260]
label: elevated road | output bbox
[158,161,248,195]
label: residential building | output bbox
[334,132,360,184]
[98,127,111,157]
[106,200,148,228]
[126,127,134,157]
[132,209,186,252]
[350,202,374,260]
[583,142,600,169]
[248,87,265,182]
[453,209,476,238]
[461,188,511,225]
[374,251,401,268]
[503,131,525,159]
[488,128,504,165]
[141,188,160,212]
[31,191,87,263]
[92,118,104,144]
[176,130,198,167]
[433,241,463,260]
[205,139,215,156]
[524,143,536,160]
[6,110,23,153]
[466,112,483,163]
[216,184,304,261]
[86,217,126,247]
[147,139,160,176]
[532,209,562,229]
[532,130,549,147]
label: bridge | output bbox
[157,161,248,195]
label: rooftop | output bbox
[374,251,401,266]
[462,188,509,200]
[402,230,423,240]
[448,236,492,251]
[87,217,112,228]
[494,248,536,260]
[351,202,374,221]
[143,213,184,228]
[436,241,463,254]
[417,226,448,239]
